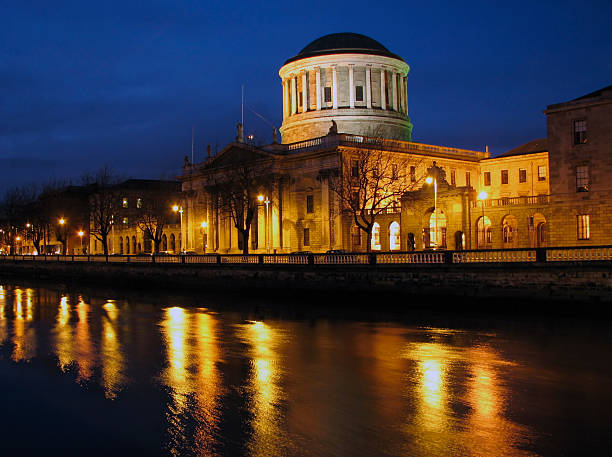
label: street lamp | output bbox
[78,230,84,254]
[478,190,488,248]
[257,195,270,253]
[172,204,184,252]
[425,176,438,249]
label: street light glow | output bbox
[172,205,179,212]
[59,218,66,225]
[257,195,264,202]
[78,231,84,237]
[478,191,488,200]
[425,176,433,184]
[200,221,207,228]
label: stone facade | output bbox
[178,33,611,254]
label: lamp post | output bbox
[200,221,207,253]
[257,195,270,253]
[172,205,184,252]
[477,190,488,248]
[425,176,437,249]
[78,230,84,254]
[59,217,66,254]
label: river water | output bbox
[0,281,610,456]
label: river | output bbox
[0,281,610,456]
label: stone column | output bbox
[365,65,372,108]
[380,68,386,110]
[291,76,297,115]
[301,71,307,113]
[392,71,398,111]
[348,64,355,108]
[282,79,288,120]
[404,76,408,114]
[332,65,338,109]
[315,67,321,110]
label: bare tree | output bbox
[206,160,276,254]
[88,166,122,255]
[323,145,422,252]
[0,186,38,254]
[135,194,174,254]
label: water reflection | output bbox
[0,282,610,456]
[101,300,125,398]
[236,320,288,457]
[160,306,222,455]
[12,287,36,361]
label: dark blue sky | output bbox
[2,0,611,192]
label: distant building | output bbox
[177,33,609,253]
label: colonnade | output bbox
[282,65,408,119]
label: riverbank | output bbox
[2,258,612,304]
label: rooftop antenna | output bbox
[241,84,244,129]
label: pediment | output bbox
[206,143,274,169]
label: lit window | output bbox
[306,195,314,214]
[355,85,364,102]
[501,170,509,185]
[466,171,471,187]
[450,170,456,186]
[137,198,142,208]
[519,169,527,183]
[303,228,310,246]
[577,214,590,240]
[410,166,416,183]
[351,159,359,178]
[576,165,589,191]
[538,166,547,181]
[574,120,587,144]
[324,87,332,103]
[122,198,128,208]
[484,172,491,186]
[371,223,381,251]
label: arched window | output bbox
[162,234,167,251]
[389,222,400,250]
[529,213,547,248]
[137,242,142,254]
[132,236,136,254]
[502,215,518,248]
[429,209,447,248]
[477,216,492,248]
[170,234,176,253]
[119,237,123,254]
[126,237,130,254]
[371,222,381,251]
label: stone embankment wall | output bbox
[1,260,612,302]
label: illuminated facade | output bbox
[179,33,611,253]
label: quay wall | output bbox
[1,260,612,302]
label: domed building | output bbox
[177,32,564,256]
[279,33,413,143]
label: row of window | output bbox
[122,197,143,209]
[483,166,547,186]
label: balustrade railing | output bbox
[281,134,488,159]
[2,246,612,265]
[471,195,551,208]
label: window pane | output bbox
[324,87,332,103]
[355,85,364,102]
[519,169,527,183]
[501,170,508,184]
[484,172,491,186]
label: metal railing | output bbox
[3,246,612,265]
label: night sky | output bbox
[2,0,611,193]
